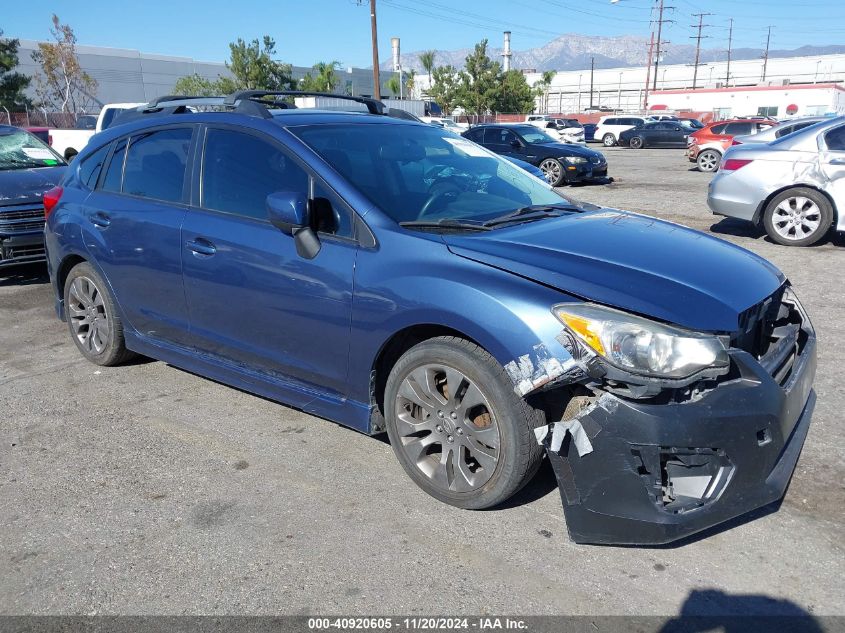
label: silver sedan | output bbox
[707,116,845,246]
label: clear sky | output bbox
[4,0,845,68]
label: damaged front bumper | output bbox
[540,336,817,545]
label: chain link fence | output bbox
[4,111,93,129]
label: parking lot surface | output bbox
[1,148,843,617]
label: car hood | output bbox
[443,209,784,333]
[0,166,66,206]
[534,142,600,158]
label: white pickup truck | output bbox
[50,102,144,160]
[524,115,586,145]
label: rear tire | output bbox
[697,149,721,172]
[384,337,545,510]
[64,262,136,366]
[629,136,644,149]
[762,187,832,247]
[602,133,616,147]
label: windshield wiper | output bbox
[482,203,583,227]
[399,219,492,232]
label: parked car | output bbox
[618,121,690,149]
[594,115,650,147]
[731,116,830,146]
[49,102,145,160]
[0,125,67,269]
[551,118,586,145]
[25,126,51,145]
[679,118,704,130]
[422,116,467,132]
[647,114,678,122]
[525,115,585,145]
[462,124,607,186]
[688,118,775,172]
[45,92,817,545]
[582,123,597,142]
[708,116,844,246]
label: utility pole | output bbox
[369,0,381,99]
[690,13,712,90]
[761,26,773,84]
[652,0,674,91]
[589,56,595,109]
[644,30,655,109]
[725,18,733,87]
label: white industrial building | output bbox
[418,52,845,117]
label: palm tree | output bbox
[404,69,416,98]
[419,50,437,76]
[314,60,341,92]
[541,70,556,114]
[385,74,401,97]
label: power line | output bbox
[689,13,712,90]
[652,0,675,91]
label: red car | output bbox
[687,118,775,172]
[25,126,51,146]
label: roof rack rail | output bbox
[225,90,386,115]
[144,94,225,108]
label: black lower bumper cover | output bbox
[546,339,817,545]
[0,232,46,268]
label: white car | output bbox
[49,102,144,160]
[422,116,468,132]
[525,115,585,144]
[594,115,650,147]
[707,116,845,246]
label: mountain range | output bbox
[381,33,845,73]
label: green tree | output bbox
[457,40,501,117]
[299,60,341,92]
[226,36,294,90]
[404,69,416,97]
[172,73,221,97]
[538,70,556,113]
[384,74,401,97]
[427,65,460,114]
[31,15,97,112]
[0,29,31,110]
[495,70,535,114]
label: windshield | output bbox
[0,128,65,171]
[511,126,557,144]
[291,123,564,225]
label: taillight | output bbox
[43,186,64,217]
[721,159,753,172]
[731,139,742,146]
[48,134,53,146]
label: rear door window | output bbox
[122,127,192,203]
[724,122,753,136]
[825,125,845,151]
[101,138,127,193]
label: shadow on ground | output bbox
[0,263,49,287]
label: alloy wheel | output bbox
[630,137,643,149]
[698,151,720,172]
[394,363,500,493]
[67,276,110,355]
[771,196,822,242]
[540,159,562,185]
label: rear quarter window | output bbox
[825,125,845,151]
[78,143,111,190]
[709,123,728,135]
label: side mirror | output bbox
[266,191,321,259]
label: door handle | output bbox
[829,158,845,166]
[186,237,217,256]
[90,212,111,228]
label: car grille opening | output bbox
[733,287,807,387]
[0,204,46,235]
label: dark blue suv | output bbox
[44,92,817,544]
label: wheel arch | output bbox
[56,253,88,299]
[753,183,838,226]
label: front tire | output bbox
[762,187,832,247]
[384,337,545,509]
[602,133,616,147]
[64,262,135,366]
[697,149,721,172]
[539,158,565,187]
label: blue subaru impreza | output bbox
[43,92,816,544]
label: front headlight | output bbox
[553,303,729,379]
[563,156,588,164]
